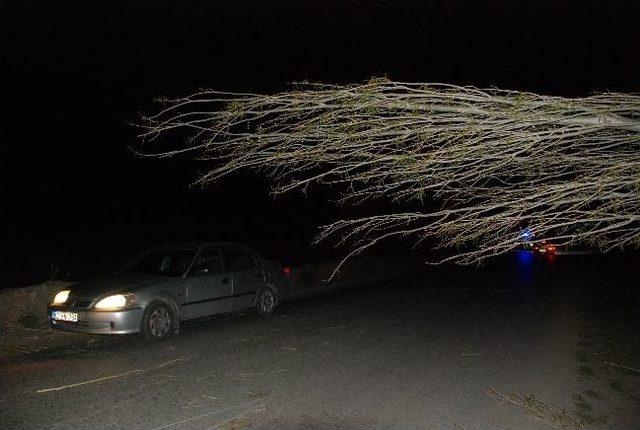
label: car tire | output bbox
[141,301,175,341]
[255,287,277,317]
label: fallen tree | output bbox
[137,78,640,275]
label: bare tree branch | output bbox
[137,78,640,277]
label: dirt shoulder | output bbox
[0,281,98,358]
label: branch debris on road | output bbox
[149,399,266,430]
[36,356,188,394]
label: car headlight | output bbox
[94,294,135,310]
[52,290,70,305]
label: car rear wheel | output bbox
[141,301,175,340]
[255,287,277,317]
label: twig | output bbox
[150,399,265,430]
[602,361,640,373]
[36,356,187,393]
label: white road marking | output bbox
[36,357,188,394]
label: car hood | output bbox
[69,273,172,298]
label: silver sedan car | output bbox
[47,242,289,340]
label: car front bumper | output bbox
[47,306,144,335]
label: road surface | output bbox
[1,254,639,429]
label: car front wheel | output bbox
[256,287,277,317]
[141,301,175,340]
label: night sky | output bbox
[2,0,639,285]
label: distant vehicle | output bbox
[519,227,558,256]
[530,241,557,255]
[48,243,290,340]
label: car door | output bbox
[222,248,264,310]
[182,248,234,320]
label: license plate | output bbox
[52,311,78,322]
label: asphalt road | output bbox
[2,255,639,430]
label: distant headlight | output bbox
[94,294,135,310]
[52,290,70,304]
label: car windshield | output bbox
[125,248,196,277]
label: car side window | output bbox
[192,248,224,276]
[222,249,256,271]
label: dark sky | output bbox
[2,0,639,285]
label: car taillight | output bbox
[282,266,291,276]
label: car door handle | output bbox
[221,278,229,285]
